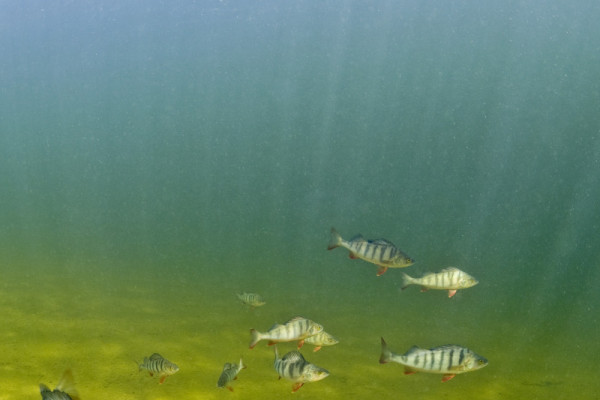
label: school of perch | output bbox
[40,227,487,398]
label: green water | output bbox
[1,1,600,399]
[1,256,595,399]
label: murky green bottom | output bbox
[0,259,594,400]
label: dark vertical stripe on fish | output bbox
[370,244,378,259]
[381,245,391,262]
[356,241,364,255]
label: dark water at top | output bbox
[1,1,599,399]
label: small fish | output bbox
[328,227,414,276]
[250,316,323,349]
[401,267,478,298]
[274,347,329,392]
[217,358,246,392]
[138,353,179,384]
[379,337,488,382]
[39,370,79,400]
[237,292,266,308]
[304,331,339,352]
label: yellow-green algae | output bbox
[0,259,595,400]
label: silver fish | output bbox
[274,347,329,392]
[379,337,488,382]
[250,316,323,349]
[39,370,79,400]
[402,267,478,298]
[237,292,266,308]
[138,353,179,384]
[328,227,414,276]
[304,331,339,352]
[217,358,246,392]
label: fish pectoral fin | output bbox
[442,374,456,382]
[448,289,457,298]
[227,386,234,392]
[376,266,388,276]
[292,382,305,392]
[159,375,167,384]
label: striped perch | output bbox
[401,267,478,298]
[236,292,266,308]
[304,331,339,352]
[138,353,179,384]
[328,227,414,276]
[379,337,488,382]
[217,358,246,392]
[250,316,323,349]
[274,347,329,393]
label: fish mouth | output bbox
[476,357,489,368]
[314,373,329,381]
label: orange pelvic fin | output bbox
[448,289,457,298]
[377,266,388,276]
[442,374,456,382]
[292,382,305,392]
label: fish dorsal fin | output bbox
[284,316,305,324]
[269,323,283,330]
[349,234,364,242]
[149,353,164,360]
[403,345,422,356]
[222,362,233,371]
[431,344,461,351]
[55,369,79,399]
[369,238,396,246]
[282,351,306,363]
[440,267,460,273]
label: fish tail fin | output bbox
[240,357,246,370]
[327,227,343,250]
[56,369,80,400]
[249,329,261,349]
[401,273,414,290]
[379,337,392,364]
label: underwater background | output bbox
[1,1,599,399]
